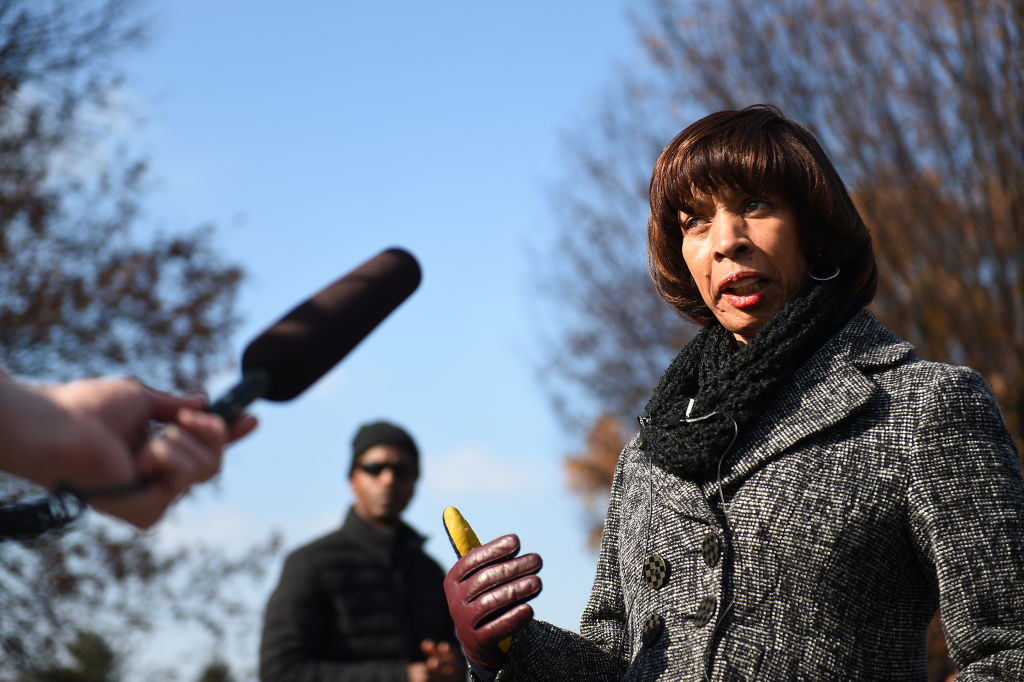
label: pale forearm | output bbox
[0,374,72,489]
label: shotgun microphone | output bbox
[0,248,420,538]
[207,246,421,422]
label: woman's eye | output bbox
[744,198,770,213]
[682,215,708,232]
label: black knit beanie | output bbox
[350,421,419,477]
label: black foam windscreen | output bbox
[241,247,421,401]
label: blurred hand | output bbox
[38,377,257,528]
[443,534,542,671]
[406,639,463,681]
[406,662,428,682]
[421,639,463,681]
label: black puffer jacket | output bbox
[260,508,460,681]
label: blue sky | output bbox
[117,1,648,677]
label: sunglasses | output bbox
[356,461,417,481]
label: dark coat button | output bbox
[702,533,721,567]
[642,553,670,589]
[642,613,665,646]
[694,596,717,627]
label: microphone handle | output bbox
[205,368,271,424]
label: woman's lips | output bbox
[719,275,770,308]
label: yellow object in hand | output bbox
[442,506,512,653]
[443,506,482,557]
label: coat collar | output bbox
[699,310,915,498]
[340,507,424,561]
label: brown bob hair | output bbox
[647,104,877,325]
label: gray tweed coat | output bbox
[497,311,1024,680]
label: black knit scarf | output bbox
[638,279,855,481]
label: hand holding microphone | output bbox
[43,379,257,529]
[108,246,420,509]
[0,248,421,536]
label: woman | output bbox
[444,105,1024,680]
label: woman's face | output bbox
[680,188,808,343]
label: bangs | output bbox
[658,123,804,215]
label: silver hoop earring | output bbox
[809,264,840,281]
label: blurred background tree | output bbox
[18,629,242,682]
[0,0,243,387]
[194,661,236,682]
[0,0,279,676]
[543,2,1020,680]
[18,630,119,682]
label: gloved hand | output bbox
[443,534,542,671]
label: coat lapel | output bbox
[700,311,914,499]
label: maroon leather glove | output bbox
[444,534,542,671]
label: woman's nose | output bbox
[712,211,750,260]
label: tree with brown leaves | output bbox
[0,0,243,390]
[0,0,277,674]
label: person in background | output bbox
[260,420,465,682]
[442,105,1024,680]
[0,370,256,530]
